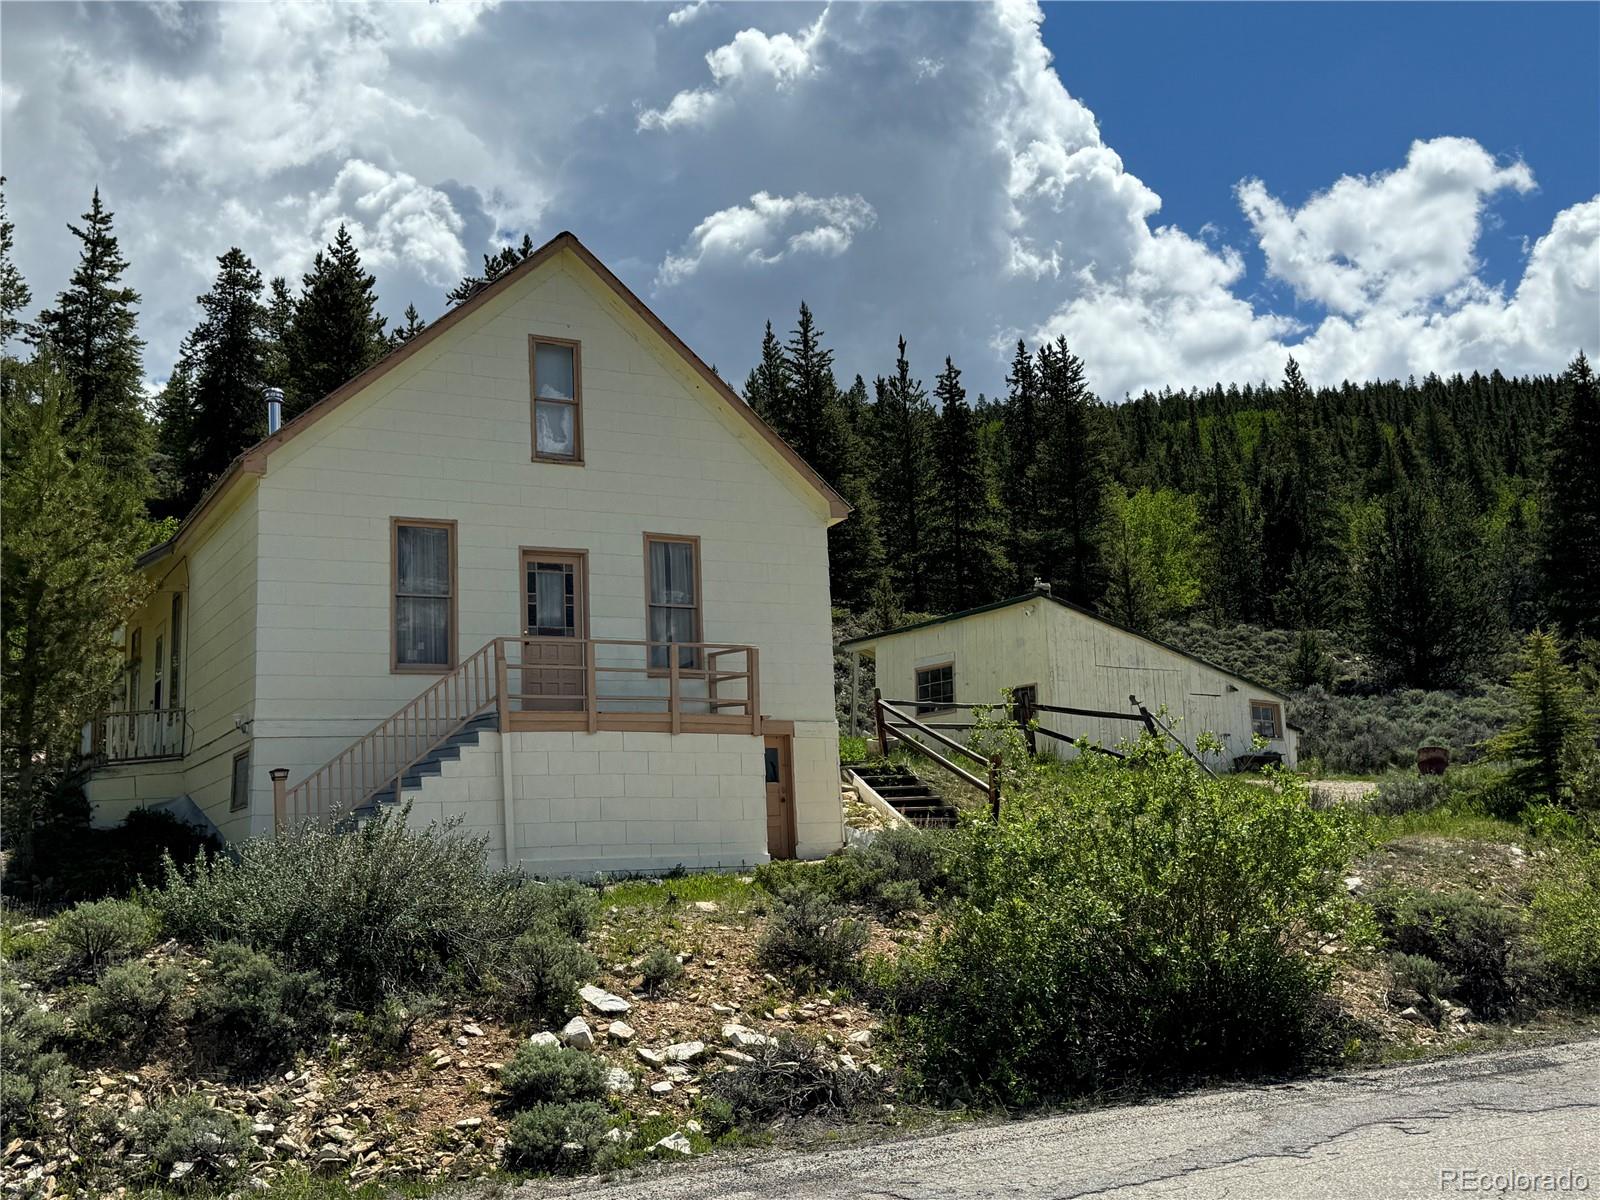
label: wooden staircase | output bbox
[850,762,959,829]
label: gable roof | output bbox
[139,231,848,567]
[839,590,1293,703]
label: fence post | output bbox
[270,767,289,834]
[872,687,888,757]
[987,756,1002,821]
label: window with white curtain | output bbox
[393,519,456,670]
[530,337,581,462]
[645,534,700,669]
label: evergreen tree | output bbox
[743,320,789,430]
[1353,476,1491,688]
[1288,630,1335,690]
[1201,419,1263,618]
[1258,358,1341,625]
[783,302,846,482]
[391,303,427,345]
[262,275,295,393]
[31,188,150,486]
[871,337,936,611]
[2,358,149,850]
[1033,336,1108,606]
[0,177,30,347]
[999,339,1041,587]
[284,224,387,417]
[1539,353,1600,640]
[446,234,536,306]
[1490,629,1593,808]
[160,249,271,509]
[930,357,1007,610]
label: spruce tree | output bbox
[0,177,30,347]
[1490,629,1593,808]
[2,358,149,847]
[930,356,1006,610]
[262,275,295,393]
[783,301,846,482]
[743,320,789,431]
[161,248,271,509]
[391,303,427,345]
[446,234,536,306]
[32,188,150,486]
[1033,336,1108,606]
[284,224,387,417]
[1258,357,1341,625]
[1000,339,1041,587]
[1354,475,1490,688]
[872,337,936,611]
[1539,353,1600,640]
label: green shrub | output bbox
[491,925,597,1028]
[1531,844,1600,998]
[187,942,331,1076]
[756,889,870,988]
[1388,952,1459,1025]
[73,959,185,1059]
[127,1095,253,1188]
[499,1042,607,1109]
[151,809,595,1007]
[1289,683,1518,775]
[351,993,440,1066]
[704,1032,884,1129]
[1,799,220,905]
[886,740,1364,1105]
[759,826,955,919]
[1368,772,1447,816]
[638,945,683,997]
[46,898,157,980]
[1372,889,1538,1018]
[503,1101,613,1173]
[0,979,74,1138]
[838,735,869,765]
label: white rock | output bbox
[580,985,632,1015]
[717,1049,756,1065]
[721,1023,771,1049]
[664,1040,705,1063]
[561,1016,594,1049]
[848,1029,873,1047]
[528,1031,561,1048]
[685,1120,703,1135]
[636,1047,666,1067]
[604,1067,635,1095]
[693,901,719,913]
[607,1021,635,1043]
[1398,1006,1431,1025]
[462,1023,484,1037]
[649,1081,675,1096]
[651,1131,693,1156]
[454,1117,482,1130]
[169,1162,195,1183]
[710,1003,737,1015]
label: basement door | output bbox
[764,734,796,860]
[519,549,588,712]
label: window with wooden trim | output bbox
[392,518,458,671]
[168,594,183,707]
[529,336,582,463]
[127,629,142,711]
[1250,700,1282,740]
[645,533,701,670]
[230,749,250,812]
[916,663,955,713]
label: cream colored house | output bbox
[842,588,1300,770]
[86,232,848,875]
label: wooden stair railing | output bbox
[279,639,501,829]
[872,689,1002,820]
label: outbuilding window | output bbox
[915,663,955,713]
[1250,700,1282,740]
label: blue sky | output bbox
[3,1,1596,400]
[1051,2,1600,314]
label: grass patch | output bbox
[601,871,757,912]
[1365,807,1524,844]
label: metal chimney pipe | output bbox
[264,387,283,435]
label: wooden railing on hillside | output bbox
[872,690,1002,819]
[278,636,762,828]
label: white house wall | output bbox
[240,249,840,853]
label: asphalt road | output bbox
[514,1038,1599,1200]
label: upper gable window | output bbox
[530,336,582,463]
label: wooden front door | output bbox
[519,549,588,712]
[763,734,795,860]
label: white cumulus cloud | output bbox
[658,191,876,286]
